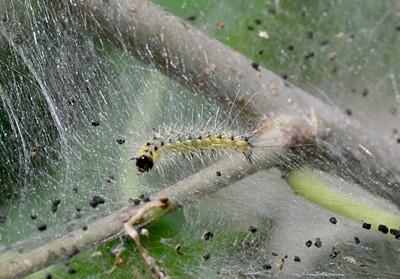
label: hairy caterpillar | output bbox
[132,115,316,174]
[132,128,255,174]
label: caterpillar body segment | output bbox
[134,131,254,174]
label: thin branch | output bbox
[124,199,170,279]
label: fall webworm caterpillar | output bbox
[132,123,256,174]
[131,114,312,174]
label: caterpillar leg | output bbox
[243,151,254,163]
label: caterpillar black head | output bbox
[135,155,154,173]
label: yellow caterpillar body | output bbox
[134,132,253,173]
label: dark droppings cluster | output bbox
[329,217,337,224]
[30,211,38,220]
[91,120,100,126]
[248,225,258,233]
[203,231,214,241]
[251,62,260,71]
[329,247,340,259]
[129,198,141,205]
[37,223,47,231]
[106,176,114,183]
[362,223,371,230]
[89,196,105,208]
[51,199,61,213]
[390,228,400,238]
[314,237,322,248]
[262,264,272,270]
[116,137,126,145]
[378,224,389,234]
[203,253,210,260]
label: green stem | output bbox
[286,169,400,231]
